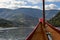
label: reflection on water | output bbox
[0,27,34,40]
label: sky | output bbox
[0,0,60,10]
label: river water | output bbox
[0,27,60,40]
[0,27,34,40]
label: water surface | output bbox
[0,27,34,40]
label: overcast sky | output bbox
[0,0,60,10]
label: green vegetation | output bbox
[0,14,38,28]
[0,19,18,27]
[48,11,60,27]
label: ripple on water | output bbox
[0,27,34,40]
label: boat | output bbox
[25,0,60,40]
[26,18,60,40]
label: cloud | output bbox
[0,0,27,9]
[17,6,41,9]
[58,8,60,10]
[46,0,60,2]
[45,4,60,10]
[31,6,41,9]
[0,0,60,10]
[27,0,60,4]
[27,0,41,4]
[0,0,41,9]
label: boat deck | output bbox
[26,21,60,40]
[26,22,48,40]
[46,22,60,40]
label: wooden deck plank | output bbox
[26,22,48,40]
[46,23,60,40]
[26,21,60,40]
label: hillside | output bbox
[48,11,60,27]
[0,19,19,27]
[0,14,38,27]
[12,13,39,27]
[0,8,59,20]
[0,8,60,27]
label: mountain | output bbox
[48,11,60,27]
[0,14,38,27]
[12,13,38,27]
[45,10,59,20]
[0,8,59,20]
[0,8,60,27]
[0,19,19,27]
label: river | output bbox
[0,27,60,40]
[0,27,34,40]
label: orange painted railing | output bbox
[26,18,60,40]
[26,19,48,40]
[46,22,60,33]
[46,22,60,40]
[26,22,40,40]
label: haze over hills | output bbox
[0,8,60,27]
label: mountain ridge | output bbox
[0,8,60,27]
[0,8,59,20]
